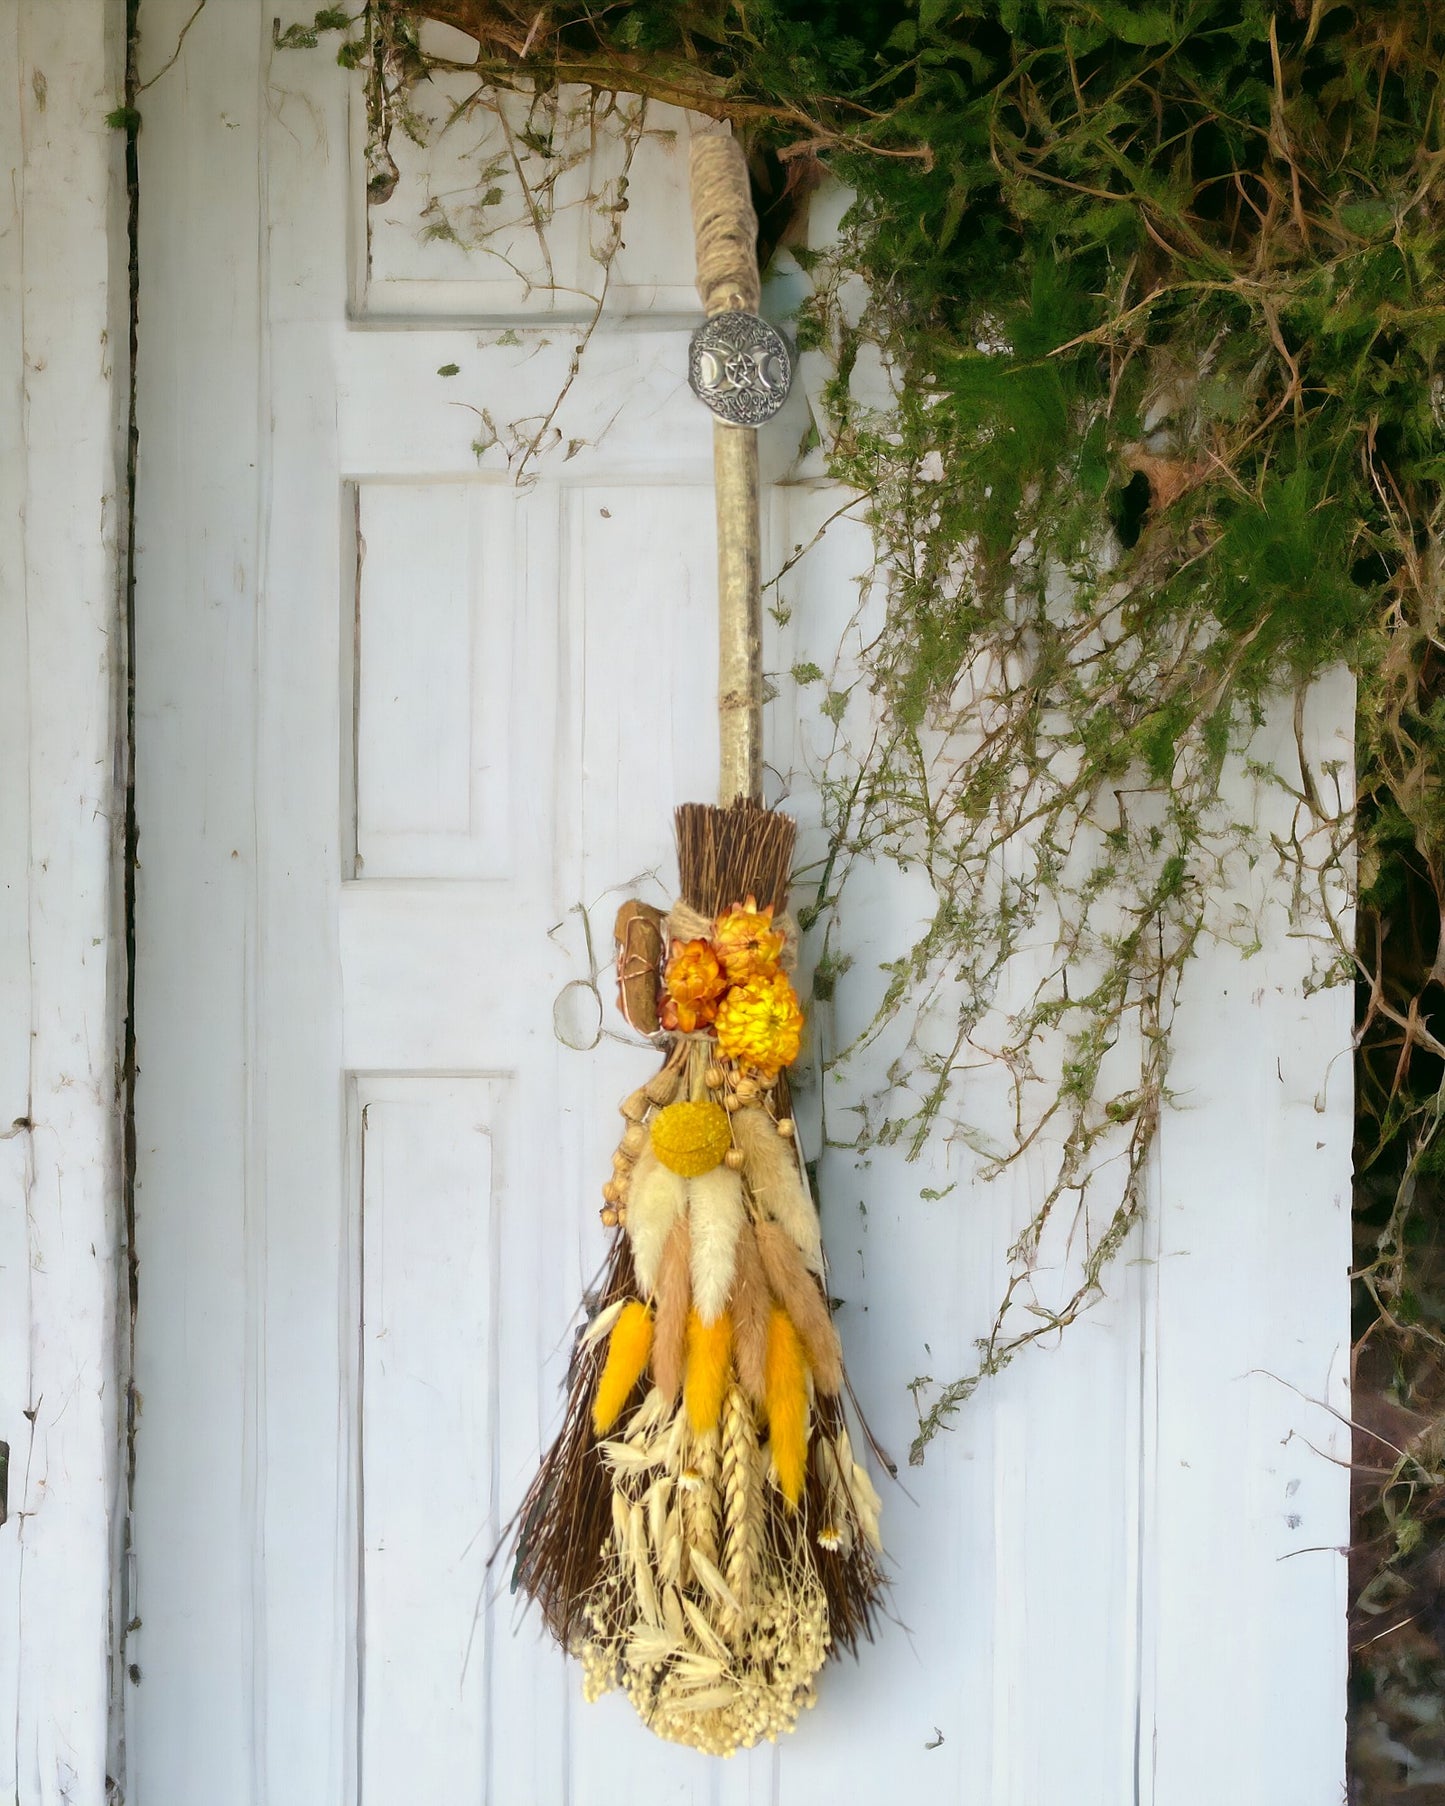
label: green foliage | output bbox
[275,7,355,49]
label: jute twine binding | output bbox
[666,900,799,971]
[689,134,760,317]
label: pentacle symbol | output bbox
[688,311,793,426]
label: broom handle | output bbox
[690,135,764,808]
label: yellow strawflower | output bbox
[715,970,803,1077]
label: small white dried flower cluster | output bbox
[580,1570,831,1756]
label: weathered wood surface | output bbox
[130,5,1352,1801]
[0,3,126,1802]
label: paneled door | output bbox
[131,5,1352,1804]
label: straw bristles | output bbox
[731,1107,823,1273]
[628,1148,687,1296]
[652,1218,692,1402]
[728,1220,771,1404]
[593,1301,655,1436]
[754,1220,843,1396]
[684,1309,733,1436]
[764,1307,810,1509]
[688,1162,745,1324]
[675,801,796,917]
[509,1232,641,1647]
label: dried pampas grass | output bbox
[687,1162,745,1324]
[764,1306,810,1509]
[728,1220,771,1404]
[755,1220,842,1396]
[652,1217,692,1401]
[627,1147,686,1295]
[731,1107,822,1273]
[685,1309,733,1435]
[593,1301,655,1435]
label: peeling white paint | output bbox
[0,3,129,1803]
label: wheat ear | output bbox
[720,1384,760,1641]
[681,1424,721,1581]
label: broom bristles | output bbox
[675,800,796,916]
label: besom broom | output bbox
[511,134,885,1755]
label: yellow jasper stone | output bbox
[649,1099,732,1177]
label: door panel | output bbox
[356,1076,500,1806]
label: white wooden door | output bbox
[130,6,1353,1804]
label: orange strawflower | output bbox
[660,937,726,1034]
[712,895,786,983]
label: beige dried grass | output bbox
[728,1220,771,1403]
[627,1147,687,1295]
[651,1216,692,1401]
[731,1106,823,1272]
[755,1219,843,1394]
[687,1162,745,1323]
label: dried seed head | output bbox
[644,1066,682,1107]
[621,1088,650,1121]
[724,1147,746,1171]
[776,1116,796,1139]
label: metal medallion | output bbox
[688,311,793,426]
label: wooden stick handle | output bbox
[690,134,763,807]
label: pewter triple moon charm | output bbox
[688,311,793,426]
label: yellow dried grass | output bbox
[684,1308,734,1436]
[594,1301,654,1436]
[764,1306,809,1509]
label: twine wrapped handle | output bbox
[690,134,761,317]
[690,133,765,806]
